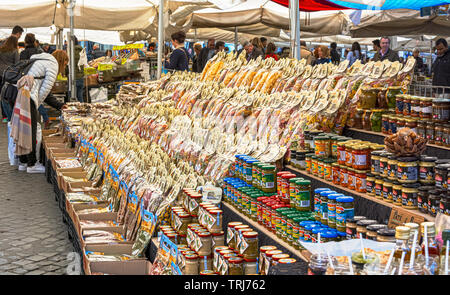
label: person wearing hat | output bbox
[90,43,105,61]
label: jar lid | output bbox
[366,173,374,178]
[242,231,258,238]
[402,183,421,189]
[227,222,243,228]
[420,156,438,162]
[395,226,411,239]
[208,209,223,215]
[279,258,297,264]
[219,249,235,255]
[211,231,224,236]
[261,165,276,170]
[336,196,354,203]
[178,213,191,218]
[282,173,297,179]
[314,188,331,194]
[320,190,335,197]
[346,216,367,223]
[418,186,436,192]
[277,171,291,176]
[404,222,420,232]
[244,258,257,262]
[377,228,395,237]
[260,246,277,253]
[327,193,343,201]
[185,254,199,260]
[289,177,303,183]
[397,157,419,162]
[297,180,311,185]
[356,219,378,227]
[420,222,436,236]
[321,231,338,238]
[234,225,250,230]
[272,254,290,261]
[371,150,383,156]
[435,159,450,165]
[366,224,388,232]
[225,254,240,261]
[265,250,283,257]
[306,153,316,157]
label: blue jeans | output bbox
[1,100,12,121]
[76,78,85,103]
[38,105,49,122]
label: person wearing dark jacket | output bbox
[197,39,215,73]
[192,43,202,73]
[330,42,340,65]
[19,33,43,61]
[0,35,19,122]
[165,31,189,72]
[372,37,400,62]
[432,38,450,96]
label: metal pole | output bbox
[234,27,238,53]
[157,0,164,80]
[289,0,300,59]
[68,0,76,101]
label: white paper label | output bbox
[226,227,234,244]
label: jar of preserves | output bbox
[396,95,405,114]
[346,216,367,240]
[366,224,388,241]
[359,87,379,109]
[387,87,401,109]
[432,98,450,123]
[184,254,199,275]
[261,165,276,193]
[377,87,388,109]
[382,179,393,203]
[397,157,419,183]
[443,124,450,147]
[419,156,437,185]
[366,173,376,196]
[296,179,312,212]
[355,170,368,193]
[370,109,383,132]
[226,222,243,249]
[228,257,244,275]
[379,152,390,178]
[396,116,406,129]
[362,110,373,131]
[371,150,382,175]
[440,196,450,216]
[402,183,420,210]
[411,97,421,117]
[315,136,331,158]
[387,156,398,181]
[244,258,258,275]
[345,143,355,168]
[337,142,347,165]
[403,96,411,116]
[296,150,308,170]
[428,190,444,217]
[352,144,370,170]
[311,156,319,176]
[435,163,450,189]
[418,186,434,214]
[314,189,330,220]
[405,119,418,133]
[336,197,354,233]
[388,115,398,135]
[305,153,314,174]
[212,231,225,248]
[198,255,213,273]
[332,163,341,185]
[375,177,384,199]
[290,150,298,168]
[416,119,427,139]
[420,97,433,119]
[382,114,390,134]
[347,168,356,191]
[392,181,403,205]
[317,158,325,179]
[426,121,435,144]
[241,231,258,259]
[356,219,378,239]
[340,165,349,188]
[376,228,396,243]
[327,194,339,229]
[307,253,331,275]
[323,159,334,182]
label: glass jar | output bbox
[348,168,356,191]
[377,87,389,109]
[345,143,355,168]
[198,255,213,273]
[226,222,243,249]
[386,87,401,109]
[428,190,444,217]
[419,156,437,185]
[392,181,403,205]
[375,177,384,199]
[346,216,367,240]
[366,224,388,241]
[366,173,376,196]
[241,231,258,260]
[370,109,384,132]
[396,116,406,129]
[332,163,340,185]
[359,87,378,109]
[296,179,312,212]
[387,156,398,181]
[416,119,427,139]
[397,157,419,184]
[323,159,334,182]
[228,257,244,275]
[403,96,412,116]
[420,97,433,119]
[382,114,390,134]
[355,170,367,193]
[352,109,365,129]
[362,110,373,131]
[296,150,308,170]
[418,186,433,214]
[184,254,199,275]
[336,197,354,233]
[443,125,450,147]
[337,142,347,165]
[396,95,404,114]
[376,228,396,243]
[382,179,393,203]
[440,196,450,216]
[317,158,325,179]
[401,183,420,210]
[305,153,314,174]
[244,258,258,275]
[315,136,331,158]
[356,219,378,239]
[435,164,450,189]
[340,165,348,188]
[388,115,398,135]
[311,156,319,176]
[212,231,225,248]
[327,194,338,229]
[425,121,435,144]
[435,124,445,146]
[411,97,421,117]
[259,246,277,275]
[371,150,383,176]
[379,152,390,178]
[405,119,418,134]
[352,144,370,170]
[308,253,330,275]
[261,165,276,193]
[432,98,450,123]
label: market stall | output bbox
[41,49,450,275]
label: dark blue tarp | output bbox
[329,0,450,10]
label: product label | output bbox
[398,165,418,181]
[435,174,444,188]
[328,203,336,223]
[354,154,367,166]
[263,171,275,189]
[314,195,320,215]
[372,159,380,173]
[298,190,311,209]
[375,183,382,196]
[339,150,346,163]
[324,166,332,180]
[226,227,234,244]
[322,202,328,220]
[419,166,434,181]
[402,192,418,208]
[292,226,299,240]
[346,227,356,239]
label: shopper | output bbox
[0,35,20,122]
[73,36,85,103]
[0,26,23,45]
[165,31,189,72]
[412,48,428,75]
[19,33,43,60]
[260,37,268,55]
[198,38,215,72]
[280,47,290,59]
[105,49,113,58]
[249,37,264,60]
[300,41,313,65]
[90,43,105,60]
[313,45,331,65]
[237,41,253,61]
[431,38,450,96]
[372,36,400,62]
[192,43,202,73]
[346,42,362,66]
[147,42,156,53]
[16,51,58,173]
[330,42,340,65]
[215,41,225,54]
[265,42,279,61]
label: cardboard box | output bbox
[83,244,151,275]
[76,212,118,241]
[80,226,128,249]
[58,171,89,192]
[50,148,75,159]
[56,168,86,190]
[67,181,99,194]
[45,143,70,158]
[42,129,59,136]
[51,154,80,171]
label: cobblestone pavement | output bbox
[0,123,76,275]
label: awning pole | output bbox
[68,1,76,101]
[289,0,300,59]
[157,0,164,80]
[234,27,238,52]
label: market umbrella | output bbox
[327,0,450,10]
[271,0,350,11]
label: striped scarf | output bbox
[10,75,35,156]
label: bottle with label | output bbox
[420,222,440,275]
[393,226,412,262]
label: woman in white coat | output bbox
[18,52,58,173]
